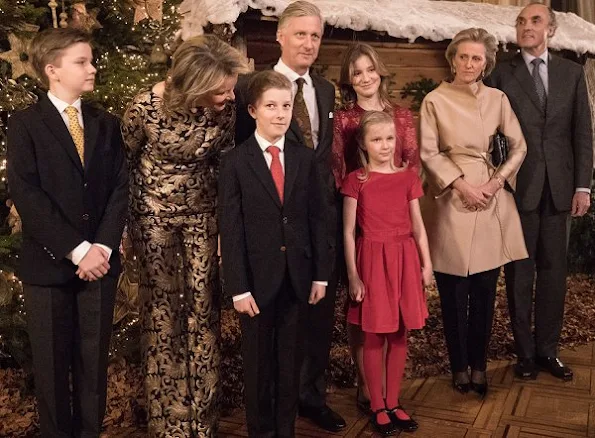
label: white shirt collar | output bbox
[521,48,549,68]
[254,130,285,153]
[274,59,313,87]
[47,91,82,115]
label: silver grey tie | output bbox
[531,58,546,110]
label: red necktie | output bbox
[267,145,284,203]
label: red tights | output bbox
[363,327,408,425]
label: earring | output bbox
[451,67,456,76]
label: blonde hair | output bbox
[445,28,498,81]
[277,0,323,31]
[30,28,92,87]
[163,35,249,113]
[339,43,392,110]
[356,110,398,182]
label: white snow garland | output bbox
[178,0,595,55]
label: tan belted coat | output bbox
[420,81,528,277]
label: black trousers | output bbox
[24,276,117,438]
[504,182,569,358]
[435,268,500,374]
[240,275,306,438]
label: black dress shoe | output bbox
[470,370,488,397]
[371,409,399,436]
[470,381,488,397]
[356,389,372,416]
[535,356,573,381]
[387,405,418,432]
[452,378,470,394]
[514,357,537,380]
[299,405,346,432]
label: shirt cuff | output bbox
[66,241,92,266]
[94,243,113,259]
[575,188,591,194]
[313,281,328,287]
[233,292,252,302]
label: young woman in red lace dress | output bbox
[331,43,421,414]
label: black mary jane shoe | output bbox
[387,405,418,432]
[371,409,398,436]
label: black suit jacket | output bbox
[218,136,329,308]
[234,70,338,256]
[485,53,593,212]
[7,97,128,285]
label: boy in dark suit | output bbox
[219,70,329,438]
[7,28,128,437]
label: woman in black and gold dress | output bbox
[121,35,248,437]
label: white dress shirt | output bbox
[46,92,113,265]
[274,59,320,148]
[520,50,589,194]
[232,130,327,302]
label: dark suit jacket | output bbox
[218,135,329,308]
[7,97,128,285]
[234,70,338,258]
[485,52,593,212]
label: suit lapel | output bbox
[511,53,544,114]
[283,142,300,204]
[312,74,330,157]
[38,97,84,174]
[82,103,99,169]
[546,54,564,121]
[246,136,282,208]
[288,119,306,145]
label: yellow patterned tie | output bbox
[64,106,84,165]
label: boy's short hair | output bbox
[30,28,93,87]
[246,70,292,107]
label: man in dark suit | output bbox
[219,70,329,438]
[234,1,345,432]
[7,28,128,437]
[485,2,592,381]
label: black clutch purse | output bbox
[490,128,508,167]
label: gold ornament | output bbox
[0,31,38,80]
[59,0,68,28]
[132,0,164,24]
[69,2,102,32]
[48,0,59,28]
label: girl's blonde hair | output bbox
[163,35,250,113]
[356,110,399,182]
[338,43,392,109]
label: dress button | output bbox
[82,213,90,221]
[84,182,88,189]
[280,246,287,252]
[282,217,288,224]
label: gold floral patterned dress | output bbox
[122,89,233,437]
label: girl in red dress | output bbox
[342,111,432,435]
[332,42,421,415]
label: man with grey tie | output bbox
[486,1,592,381]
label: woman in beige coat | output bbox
[420,28,528,396]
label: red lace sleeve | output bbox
[331,109,348,189]
[394,106,420,173]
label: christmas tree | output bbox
[0,0,183,369]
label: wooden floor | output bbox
[218,343,595,437]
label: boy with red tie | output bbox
[7,28,128,437]
[219,70,329,438]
